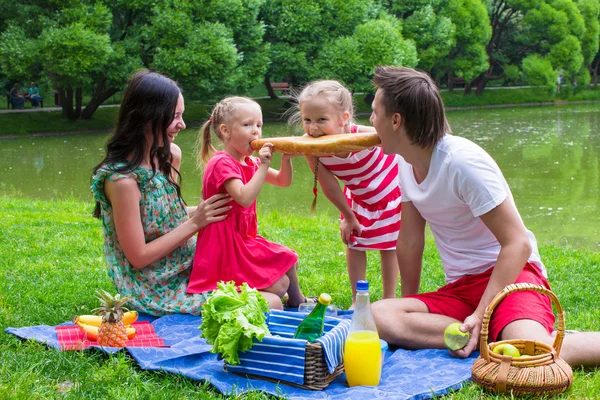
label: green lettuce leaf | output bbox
[199,281,270,365]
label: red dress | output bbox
[187,152,298,294]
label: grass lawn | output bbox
[1,195,600,398]
[2,87,600,136]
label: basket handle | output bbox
[479,282,566,362]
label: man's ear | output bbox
[392,113,403,131]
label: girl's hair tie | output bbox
[208,116,213,124]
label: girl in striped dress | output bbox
[292,80,402,308]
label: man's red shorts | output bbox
[405,263,555,341]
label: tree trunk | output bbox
[74,87,82,120]
[475,74,488,96]
[590,60,599,88]
[81,76,120,120]
[464,78,475,95]
[80,88,119,120]
[264,76,278,100]
[447,71,454,92]
[60,87,77,121]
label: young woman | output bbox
[91,70,232,316]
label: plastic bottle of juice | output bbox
[293,293,331,341]
[344,280,381,386]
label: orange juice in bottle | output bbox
[344,280,382,386]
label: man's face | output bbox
[370,89,397,155]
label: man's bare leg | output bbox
[500,319,600,368]
[372,298,459,349]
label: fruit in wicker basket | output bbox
[93,290,132,347]
[443,322,470,350]
[492,343,521,358]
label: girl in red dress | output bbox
[187,97,308,310]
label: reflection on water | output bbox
[1,104,599,250]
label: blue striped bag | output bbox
[225,309,350,390]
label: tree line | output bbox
[0,0,598,120]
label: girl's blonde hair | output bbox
[289,80,355,128]
[197,96,259,167]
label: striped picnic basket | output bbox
[225,309,350,390]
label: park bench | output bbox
[271,82,292,95]
[6,93,43,109]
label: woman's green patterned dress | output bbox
[91,164,209,316]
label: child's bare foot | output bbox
[283,296,318,309]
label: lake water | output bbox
[1,103,599,250]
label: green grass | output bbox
[2,195,600,398]
[3,86,600,136]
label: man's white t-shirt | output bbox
[398,135,545,283]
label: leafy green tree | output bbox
[522,54,559,91]
[0,0,269,119]
[259,0,377,97]
[313,16,418,92]
[438,0,491,93]
[577,0,600,86]
[0,1,142,120]
[473,0,588,94]
[380,0,455,75]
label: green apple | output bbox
[443,322,470,350]
[492,343,521,358]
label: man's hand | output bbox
[449,313,482,358]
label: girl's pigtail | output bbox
[198,118,216,167]
[310,157,320,216]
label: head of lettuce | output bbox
[199,281,271,365]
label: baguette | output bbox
[250,133,381,157]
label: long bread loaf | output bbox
[250,133,381,157]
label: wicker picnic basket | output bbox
[227,341,345,390]
[471,283,573,396]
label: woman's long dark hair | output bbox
[92,70,184,218]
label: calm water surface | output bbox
[1,104,599,250]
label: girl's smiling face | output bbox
[300,96,350,137]
[221,102,263,162]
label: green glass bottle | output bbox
[293,293,332,342]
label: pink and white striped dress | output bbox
[319,126,402,250]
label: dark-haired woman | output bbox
[90,70,233,316]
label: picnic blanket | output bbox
[5,312,477,400]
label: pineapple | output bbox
[93,290,131,347]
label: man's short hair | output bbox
[373,66,450,149]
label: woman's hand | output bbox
[340,215,362,246]
[190,193,232,230]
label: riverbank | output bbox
[2,87,600,136]
[1,195,600,398]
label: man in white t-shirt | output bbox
[368,65,600,367]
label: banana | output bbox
[126,326,136,340]
[122,311,138,326]
[72,310,138,327]
[73,320,99,341]
[72,315,103,327]
[73,320,136,341]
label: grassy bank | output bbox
[1,195,600,398]
[3,87,600,136]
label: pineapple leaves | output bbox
[92,290,131,323]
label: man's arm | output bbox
[452,199,532,357]
[397,201,427,296]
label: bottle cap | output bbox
[356,280,368,291]
[317,293,331,305]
